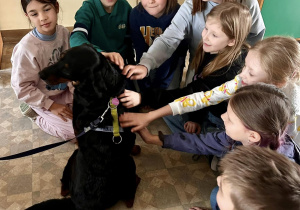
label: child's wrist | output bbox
[147,111,156,123]
[158,131,164,145]
[137,64,149,76]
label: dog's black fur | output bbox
[28,44,139,210]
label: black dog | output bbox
[29,44,140,209]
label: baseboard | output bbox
[1,26,73,44]
[1,29,31,44]
[0,27,73,69]
[0,32,3,69]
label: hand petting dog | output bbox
[122,64,148,80]
[101,52,124,70]
[49,102,73,122]
[118,89,142,109]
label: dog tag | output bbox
[111,97,119,106]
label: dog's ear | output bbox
[91,52,126,98]
[91,56,122,96]
[91,55,108,98]
[62,45,100,81]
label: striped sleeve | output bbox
[71,23,89,39]
[69,3,103,52]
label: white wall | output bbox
[0,0,138,30]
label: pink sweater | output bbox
[11,25,70,110]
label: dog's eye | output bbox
[60,51,67,59]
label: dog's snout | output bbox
[39,64,58,81]
[39,71,47,80]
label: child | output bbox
[205,146,300,210]
[122,0,265,85]
[130,0,187,90]
[70,0,135,70]
[137,84,299,164]
[120,2,252,133]
[11,0,74,140]
[119,36,300,144]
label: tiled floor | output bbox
[0,45,216,209]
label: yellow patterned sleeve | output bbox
[169,75,242,115]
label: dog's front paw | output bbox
[130,145,141,156]
[61,183,70,197]
[124,199,134,208]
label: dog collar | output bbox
[82,97,122,144]
[93,126,124,133]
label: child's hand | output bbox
[119,112,151,132]
[137,127,163,146]
[118,89,142,108]
[184,121,201,134]
[101,52,124,69]
[49,102,73,122]
[122,65,148,80]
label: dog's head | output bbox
[39,44,126,98]
[40,44,100,84]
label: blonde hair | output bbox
[250,36,300,85]
[192,2,251,77]
[220,146,300,210]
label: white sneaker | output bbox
[210,155,220,171]
[19,102,38,120]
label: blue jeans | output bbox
[163,112,224,134]
[208,112,224,130]
[163,114,187,133]
[210,186,220,210]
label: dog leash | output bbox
[0,98,120,161]
[110,97,122,144]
